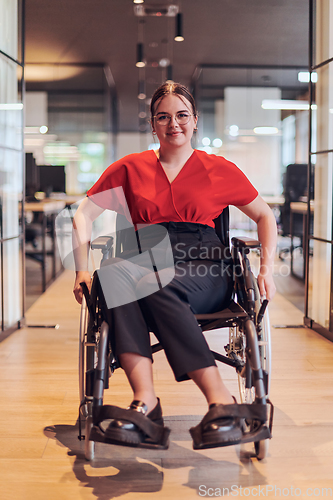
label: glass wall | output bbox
[193,64,309,230]
[0,0,24,332]
[24,65,116,195]
[305,0,333,336]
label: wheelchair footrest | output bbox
[241,398,274,444]
[89,424,170,450]
[240,424,271,444]
[89,404,170,450]
[190,401,273,450]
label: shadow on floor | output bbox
[43,420,269,500]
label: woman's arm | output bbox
[236,195,277,301]
[72,196,105,304]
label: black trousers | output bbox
[101,222,233,382]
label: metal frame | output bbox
[304,0,333,340]
[0,0,25,335]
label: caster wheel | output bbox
[255,438,269,460]
[85,416,95,461]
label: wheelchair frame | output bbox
[78,209,273,461]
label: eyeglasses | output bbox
[153,112,194,126]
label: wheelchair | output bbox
[78,208,273,461]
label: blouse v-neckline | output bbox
[153,149,196,185]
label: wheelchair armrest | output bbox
[91,236,114,251]
[231,236,261,249]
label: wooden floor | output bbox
[1,270,333,499]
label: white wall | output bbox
[116,132,154,160]
[221,87,282,196]
[25,92,48,127]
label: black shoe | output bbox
[190,402,243,450]
[100,397,170,449]
[202,402,242,440]
[110,399,163,431]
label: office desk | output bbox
[262,195,284,208]
[25,200,66,291]
[49,194,84,206]
[290,201,314,280]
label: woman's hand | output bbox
[236,196,277,302]
[257,269,276,301]
[73,271,92,304]
[72,197,105,304]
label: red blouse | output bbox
[87,149,258,228]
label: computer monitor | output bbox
[25,153,39,197]
[37,165,66,195]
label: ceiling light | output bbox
[134,4,178,17]
[298,71,318,83]
[174,13,184,41]
[25,64,83,82]
[262,99,310,110]
[133,0,144,3]
[212,138,223,148]
[39,125,48,134]
[202,137,211,146]
[0,103,23,110]
[138,80,146,100]
[136,43,145,67]
[159,58,170,67]
[229,125,239,137]
[253,127,279,135]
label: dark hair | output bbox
[150,82,197,119]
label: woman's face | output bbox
[152,93,197,150]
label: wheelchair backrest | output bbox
[213,207,230,249]
[114,208,231,257]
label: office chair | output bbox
[279,163,308,260]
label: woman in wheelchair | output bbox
[73,82,277,451]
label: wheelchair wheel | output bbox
[85,410,95,461]
[79,297,88,415]
[236,274,271,460]
[237,274,271,402]
[254,435,269,460]
[78,296,97,460]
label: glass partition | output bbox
[305,0,333,337]
[0,0,24,333]
[194,64,309,229]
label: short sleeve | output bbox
[86,157,129,214]
[214,156,258,207]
